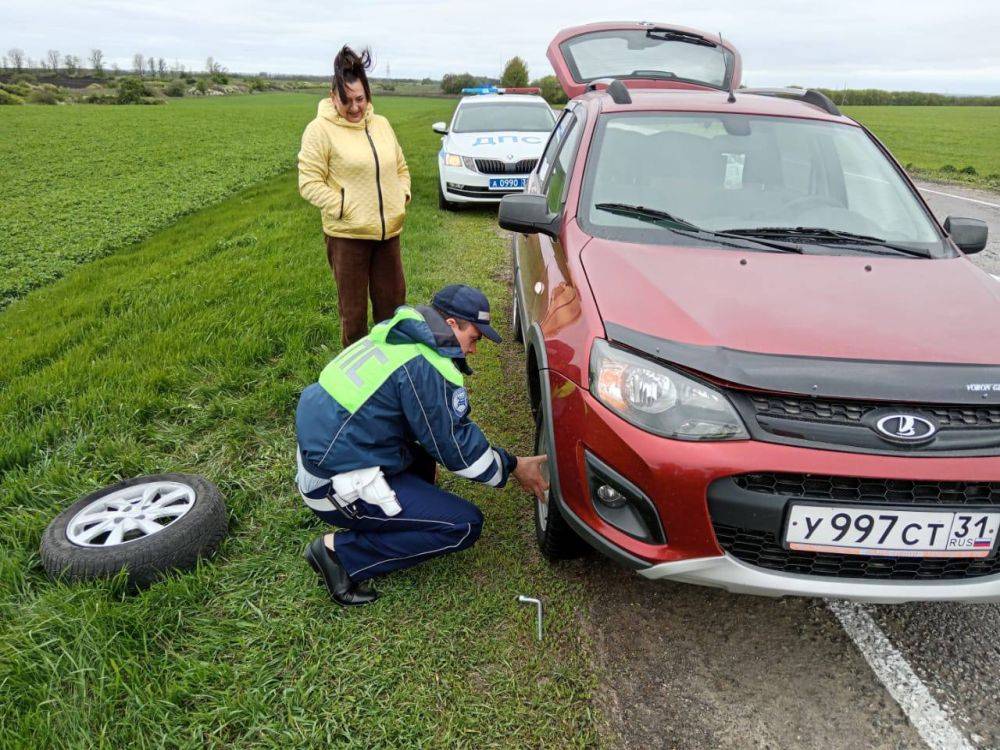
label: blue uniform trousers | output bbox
[308,471,484,583]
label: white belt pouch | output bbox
[330,467,402,517]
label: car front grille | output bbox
[725,391,1000,454]
[749,394,1000,429]
[473,158,537,174]
[714,524,1000,580]
[709,473,1000,580]
[733,472,1000,506]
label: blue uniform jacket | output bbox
[296,306,516,488]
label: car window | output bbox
[537,110,574,183]
[545,114,584,213]
[451,103,555,133]
[580,112,945,255]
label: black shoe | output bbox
[304,538,378,606]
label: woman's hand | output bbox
[512,455,549,501]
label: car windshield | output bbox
[561,29,732,89]
[581,113,947,256]
[452,103,555,133]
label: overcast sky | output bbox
[5,0,999,94]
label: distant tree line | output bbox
[2,47,232,82]
[816,88,1000,106]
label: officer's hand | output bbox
[512,454,549,502]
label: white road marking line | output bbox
[918,187,1000,209]
[828,600,974,750]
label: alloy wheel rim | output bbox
[67,481,196,547]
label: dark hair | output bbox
[332,45,372,103]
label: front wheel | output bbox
[438,183,456,211]
[533,413,588,560]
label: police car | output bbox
[433,90,556,209]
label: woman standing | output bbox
[298,47,411,348]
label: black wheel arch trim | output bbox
[528,321,650,571]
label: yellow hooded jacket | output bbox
[298,99,411,241]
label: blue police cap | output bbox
[432,284,502,343]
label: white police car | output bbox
[433,93,556,209]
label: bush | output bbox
[0,89,25,105]
[164,79,187,97]
[28,88,59,104]
[83,93,117,104]
[116,77,153,104]
[531,75,567,105]
[960,165,978,175]
[441,72,477,95]
[195,79,208,94]
[939,164,957,173]
[246,76,268,92]
[1,81,30,97]
[210,72,229,85]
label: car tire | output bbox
[533,413,588,560]
[438,183,456,211]
[40,473,227,590]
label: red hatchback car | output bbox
[500,22,997,602]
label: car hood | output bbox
[446,131,548,159]
[581,239,1000,365]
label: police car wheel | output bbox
[438,183,456,211]
[40,473,227,590]
[533,414,587,560]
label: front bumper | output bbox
[438,162,526,203]
[639,553,1000,602]
[544,370,1000,602]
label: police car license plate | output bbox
[784,503,1000,557]
[488,177,526,190]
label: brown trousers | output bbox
[325,234,406,348]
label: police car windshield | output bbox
[580,112,949,257]
[452,103,555,133]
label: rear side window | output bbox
[537,110,574,183]
[545,116,584,213]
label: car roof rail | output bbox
[585,78,632,105]
[739,87,842,116]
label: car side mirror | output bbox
[499,194,560,239]
[432,121,448,135]
[944,216,987,254]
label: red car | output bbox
[500,21,996,602]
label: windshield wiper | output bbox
[595,203,804,254]
[722,226,930,258]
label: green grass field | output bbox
[0,95,596,748]
[0,93,321,308]
[845,106,1000,186]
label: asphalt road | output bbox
[573,181,1000,750]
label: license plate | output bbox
[488,177,526,190]
[784,503,1000,558]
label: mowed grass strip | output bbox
[845,105,1000,187]
[0,98,596,747]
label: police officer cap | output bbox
[432,284,502,343]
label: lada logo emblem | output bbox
[874,414,937,442]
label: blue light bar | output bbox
[461,86,501,95]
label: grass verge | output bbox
[0,105,596,746]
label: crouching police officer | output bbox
[295,284,548,606]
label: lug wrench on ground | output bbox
[517,595,544,642]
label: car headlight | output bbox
[589,339,749,441]
[443,153,464,167]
